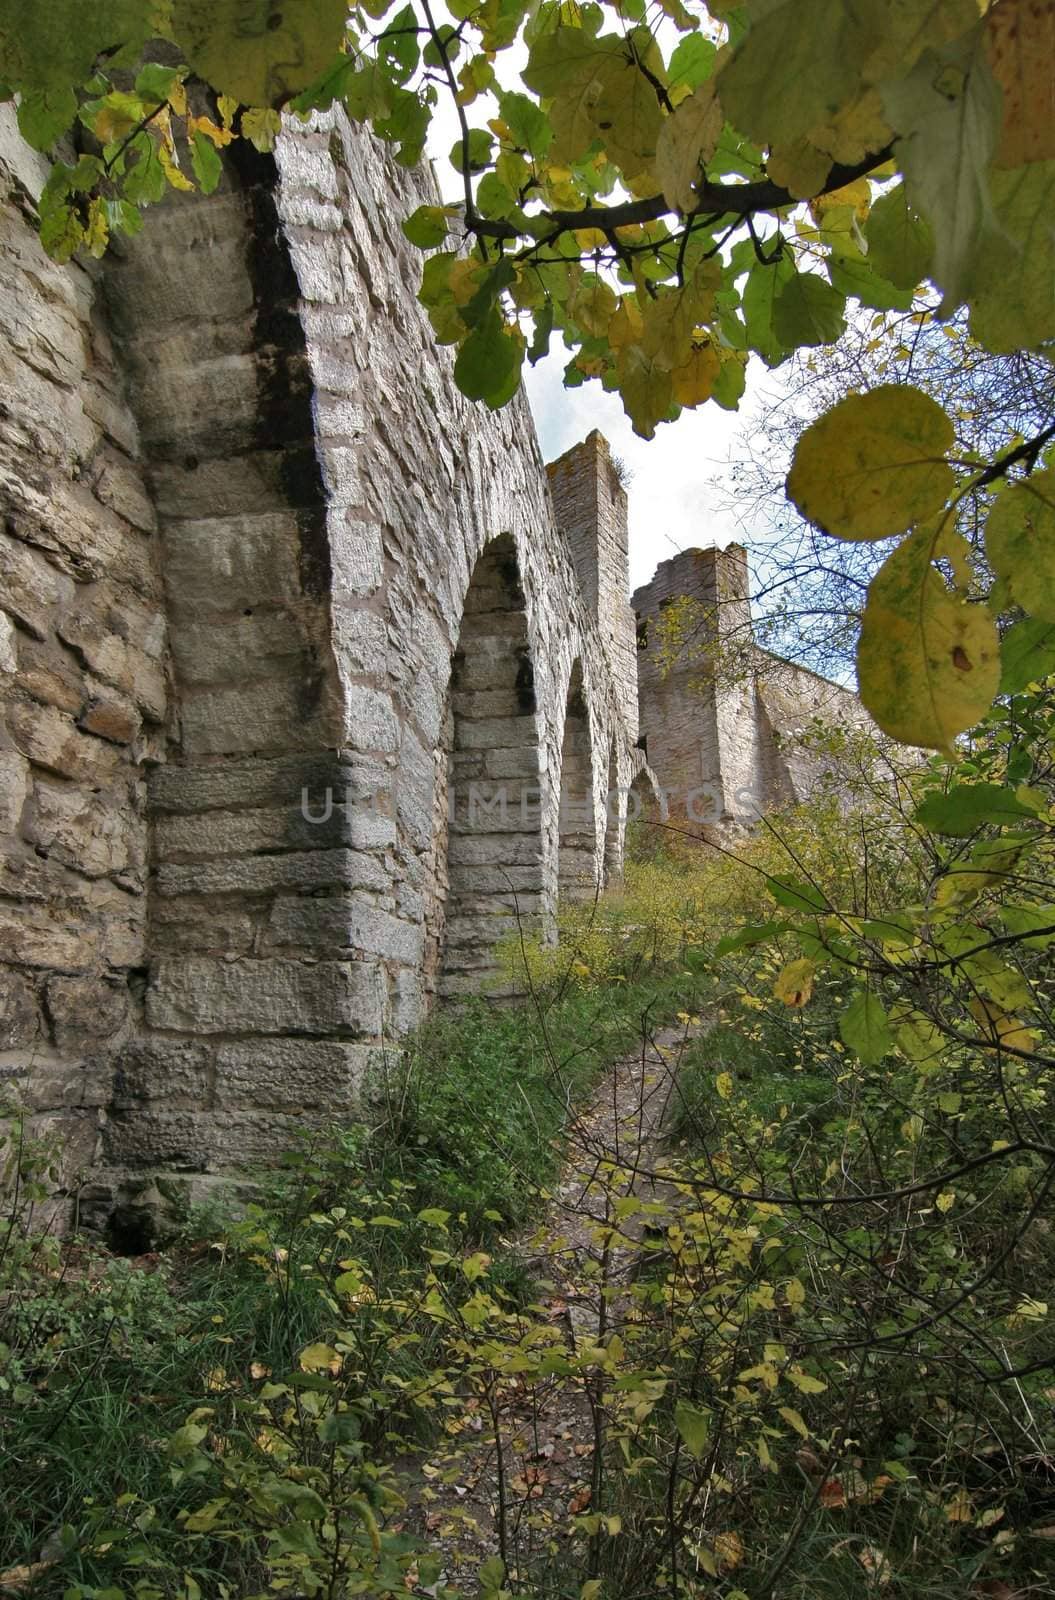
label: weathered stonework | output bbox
[0,101,868,1233]
[0,105,642,1228]
[632,547,868,830]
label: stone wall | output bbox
[0,108,169,1214]
[0,106,642,1228]
[632,546,867,830]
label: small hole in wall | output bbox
[106,1204,157,1256]
[244,608,253,617]
[184,455,199,471]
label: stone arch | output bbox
[557,661,600,903]
[439,535,544,997]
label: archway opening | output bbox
[557,662,599,903]
[440,535,543,997]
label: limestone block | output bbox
[156,846,386,899]
[56,610,166,721]
[149,896,257,955]
[172,611,305,685]
[145,955,384,1036]
[78,690,141,746]
[111,1039,211,1107]
[149,753,354,814]
[24,779,137,880]
[7,701,121,783]
[0,749,29,833]
[266,895,424,964]
[46,974,130,1051]
[0,528,74,640]
[341,685,398,753]
[447,832,544,867]
[162,511,303,615]
[455,714,539,752]
[335,607,387,678]
[91,453,157,534]
[0,965,40,1048]
[155,801,360,860]
[102,1109,208,1170]
[179,678,330,757]
[331,514,383,597]
[214,1038,376,1109]
[396,727,434,852]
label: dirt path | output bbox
[400,1017,698,1592]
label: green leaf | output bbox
[499,90,552,158]
[674,1399,711,1458]
[787,385,955,541]
[669,33,716,92]
[968,161,1055,353]
[717,0,865,150]
[827,252,914,312]
[190,130,222,195]
[985,469,1055,623]
[839,990,894,1063]
[454,308,523,408]
[864,182,933,291]
[402,204,452,249]
[617,344,673,440]
[134,62,184,104]
[715,921,782,955]
[915,782,1040,836]
[742,250,796,367]
[765,875,827,913]
[857,524,1001,752]
[450,127,493,174]
[711,348,747,410]
[17,86,77,150]
[171,0,348,108]
[999,617,1055,695]
[880,27,1002,311]
[771,270,846,347]
[0,0,152,93]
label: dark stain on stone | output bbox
[227,137,332,600]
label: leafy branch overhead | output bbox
[3,0,1054,750]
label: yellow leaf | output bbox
[671,338,720,407]
[787,1368,827,1395]
[985,469,1055,623]
[767,136,832,198]
[188,113,235,149]
[935,1190,956,1212]
[159,140,194,191]
[712,1531,743,1570]
[787,385,955,542]
[241,106,282,152]
[609,296,645,351]
[779,1404,810,1439]
[945,1487,973,1522]
[569,275,617,338]
[986,0,1055,167]
[773,957,815,1007]
[299,1341,341,1373]
[715,1070,734,1100]
[785,1277,806,1311]
[857,524,1001,753]
[811,176,872,222]
[654,80,723,212]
